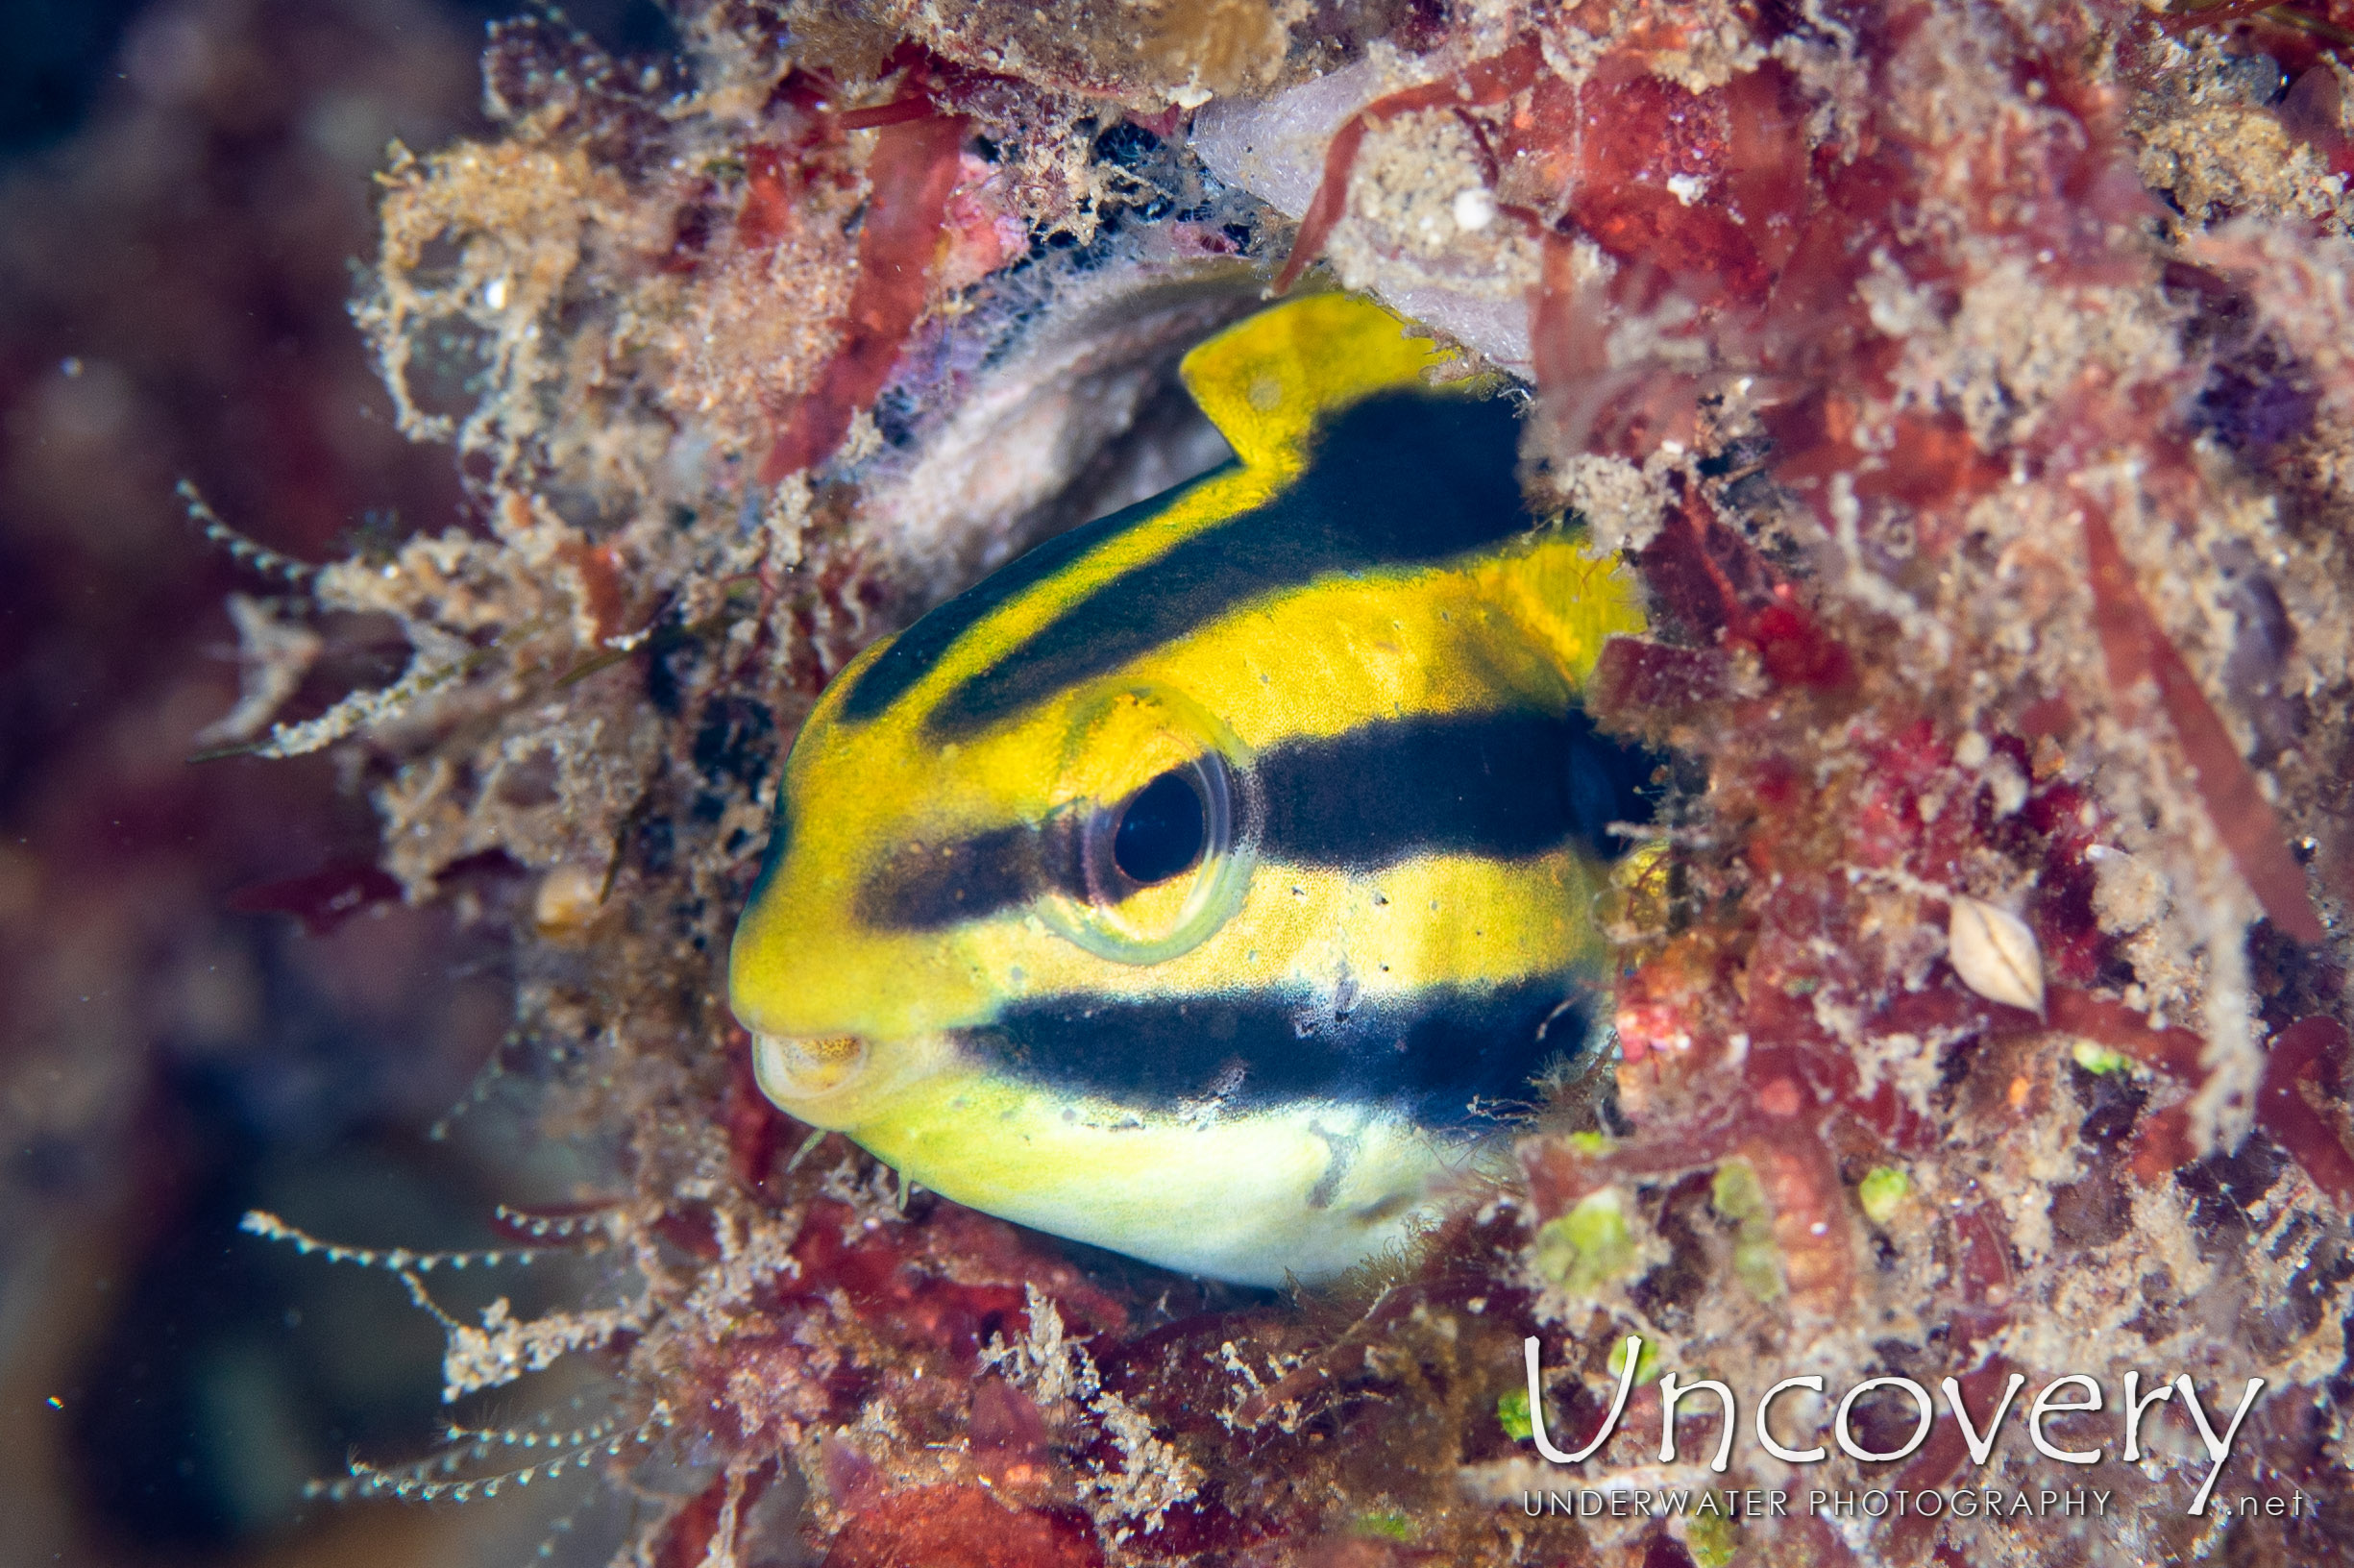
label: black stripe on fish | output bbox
[853,822,1058,931]
[831,464,1236,725]
[1257,709,1664,869]
[966,976,1595,1127]
[850,710,1664,931]
[925,390,1533,741]
[747,788,792,907]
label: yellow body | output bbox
[729,295,1647,1285]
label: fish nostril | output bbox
[751,1034,868,1101]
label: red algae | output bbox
[823,1484,1108,1568]
[761,111,969,482]
[223,860,405,937]
[2258,1016,2354,1202]
[2047,987,2208,1081]
[2082,502,2322,942]
[653,1464,778,1568]
[1273,38,1542,295]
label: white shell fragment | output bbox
[1947,895,2046,1016]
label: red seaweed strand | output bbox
[836,97,939,130]
[2080,502,2323,942]
[1890,1358,2017,1558]
[226,860,404,936]
[2047,986,2207,1080]
[2129,1104,2200,1187]
[2259,1016,2354,1204]
[653,1462,776,1568]
[1273,37,1542,295]
[2160,0,2295,35]
[760,112,968,482]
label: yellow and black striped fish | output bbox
[728,294,1655,1286]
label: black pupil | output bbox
[1112,771,1206,885]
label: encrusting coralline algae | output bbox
[216,0,2354,1562]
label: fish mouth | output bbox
[749,1033,870,1108]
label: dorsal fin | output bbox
[1179,293,1459,472]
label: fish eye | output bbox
[1043,686,1253,965]
[1111,770,1208,885]
[1077,748,1234,919]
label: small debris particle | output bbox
[1948,895,2046,1015]
[1857,1167,1910,1225]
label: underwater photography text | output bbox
[1519,1335,2267,1515]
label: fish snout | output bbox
[750,1033,870,1112]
